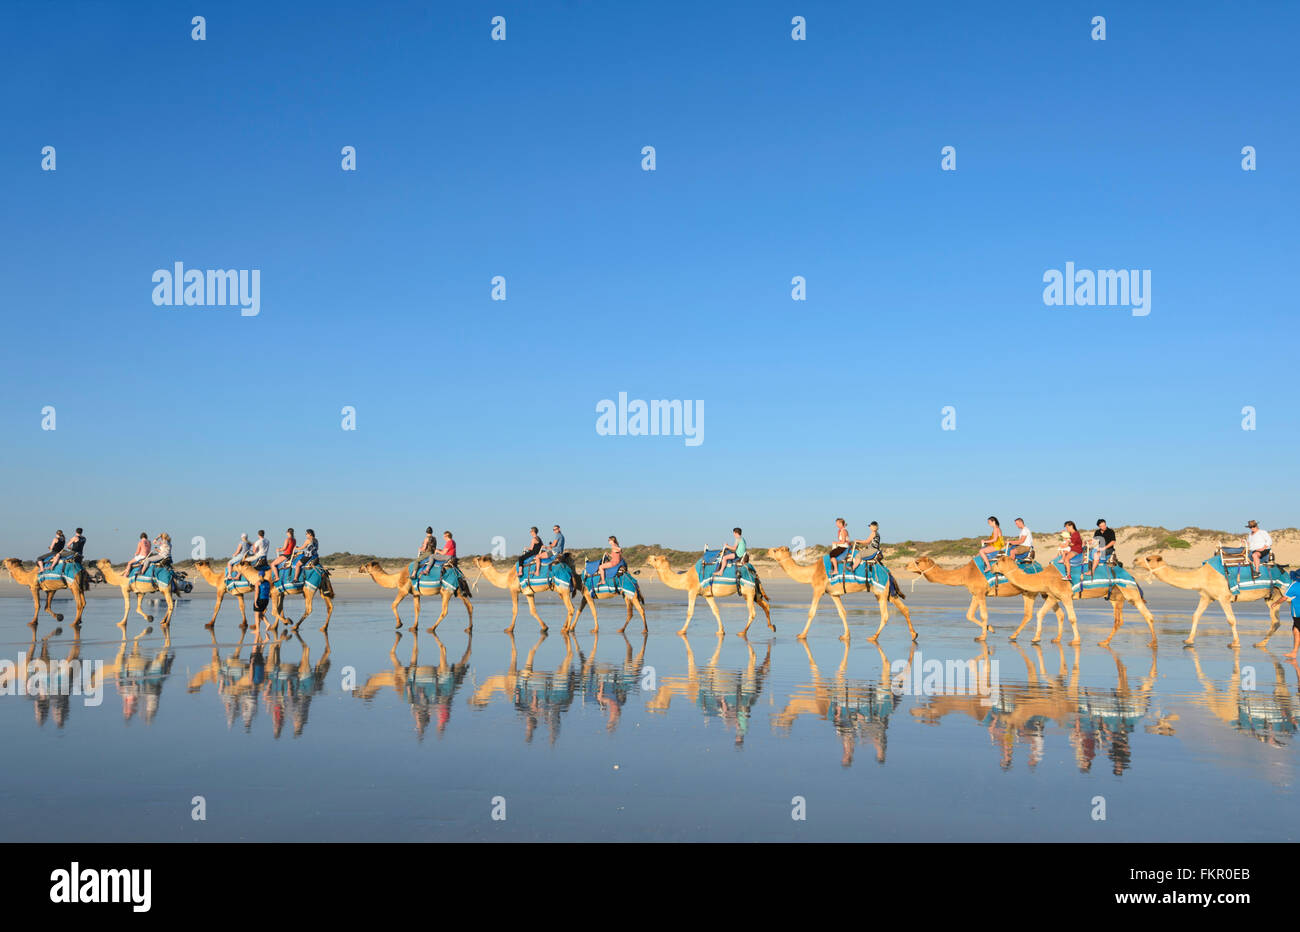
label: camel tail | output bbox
[321,572,336,599]
[890,574,906,600]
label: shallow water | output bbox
[1,583,1296,842]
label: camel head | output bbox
[905,556,936,575]
[1139,553,1165,570]
[992,554,1017,573]
[193,559,210,569]
[645,554,669,571]
[359,560,382,574]
[472,555,494,569]
[768,546,791,559]
[4,558,23,570]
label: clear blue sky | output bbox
[2,1,1296,559]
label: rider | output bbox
[35,529,65,571]
[1058,521,1084,580]
[270,528,296,572]
[227,533,251,575]
[827,518,851,576]
[597,536,624,581]
[436,531,457,564]
[124,532,150,575]
[140,533,172,575]
[848,522,882,572]
[542,525,566,568]
[247,530,270,569]
[976,517,1004,572]
[1091,519,1116,573]
[516,527,543,577]
[415,526,437,576]
[293,529,320,582]
[49,528,86,570]
[716,527,747,577]
[1245,520,1273,577]
[1006,518,1034,561]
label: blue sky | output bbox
[1,0,1296,559]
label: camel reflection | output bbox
[1189,649,1299,747]
[0,627,94,728]
[471,631,582,744]
[773,640,912,766]
[910,643,1170,773]
[354,629,471,738]
[646,635,772,746]
[577,631,648,732]
[101,624,175,724]
[189,627,330,736]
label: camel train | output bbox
[4,527,1293,651]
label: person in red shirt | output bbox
[437,531,457,563]
[1058,520,1084,579]
[270,528,296,571]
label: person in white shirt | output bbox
[227,533,251,573]
[1008,518,1035,560]
[1244,520,1273,575]
[247,530,270,567]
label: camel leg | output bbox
[704,595,724,636]
[1010,594,1035,642]
[319,596,333,633]
[1099,597,1124,648]
[891,595,917,641]
[968,593,990,640]
[161,588,175,627]
[616,598,632,635]
[798,588,823,639]
[390,589,407,629]
[72,586,87,626]
[135,592,153,624]
[587,591,600,634]
[461,593,473,632]
[427,593,449,633]
[635,597,647,634]
[206,585,225,629]
[1255,599,1283,649]
[1132,593,1157,648]
[737,591,758,637]
[525,594,547,633]
[1217,598,1240,648]
[27,586,40,627]
[504,591,520,634]
[678,590,699,636]
[118,585,131,628]
[44,589,62,624]
[1183,593,1212,645]
[235,593,248,628]
[1053,601,1079,646]
[1030,597,1052,645]
[829,594,850,641]
[759,595,774,631]
[868,591,890,641]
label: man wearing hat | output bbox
[1244,520,1273,577]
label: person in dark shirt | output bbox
[35,530,65,571]
[1091,519,1117,573]
[49,528,86,570]
[517,527,542,577]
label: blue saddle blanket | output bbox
[518,557,576,594]
[1047,557,1140,594]
[821,554,895,593]
[974,553,1041,588]
[37,560,84,585]
[272,557,327,593]
[583,560,638,598]
[407,560,469,595]
[1207,554,1287,595]
[695,553,761,592]
[127,564,175,587]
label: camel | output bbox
[1138,553,1285,648]
[233,562,334,632]
[989,555,1081,646]
[96,560,178,628]
[573,566,647,634]
[767,546,914,641]
[644,553,773,636]
[358,560,473,633]
[471,555,590,634]
[996,555,1158,648]
[3,558,91,627]
[191,560,254,628]
[904,556,1057,640]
